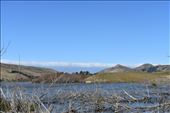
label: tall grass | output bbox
[1,83,170,113]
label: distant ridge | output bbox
[100,64,133,73]
[155,65,170,72]
[99,63,170,73]
[134,64,170,73]
[134,63,155,72]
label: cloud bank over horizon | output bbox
[1,59,115,67]
[1,59,115,73]
[1,59,163,67]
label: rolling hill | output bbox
[1,63,57,81]
[99,64,170,73]
[85,64,170,83]
[134,64,170,72]
[0,63,90,83]
[100,64,133,73]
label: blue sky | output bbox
[1,1,169,70]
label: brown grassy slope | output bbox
[0,63,57,81]
[1,63,90,82]
[85,71,170,83]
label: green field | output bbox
[86,72,170,83]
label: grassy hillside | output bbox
[86,72,170,83]
[1,63,90,83]
[1,63,57,81]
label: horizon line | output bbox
[1,59,168,68]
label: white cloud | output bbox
[2,59,160,68]
[1,59,116,68]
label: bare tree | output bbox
[0,41,11,81]
[0,41,11,57]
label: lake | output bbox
[1,82,170,113]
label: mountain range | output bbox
[1,63,169,83]
[100,63,170,73]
